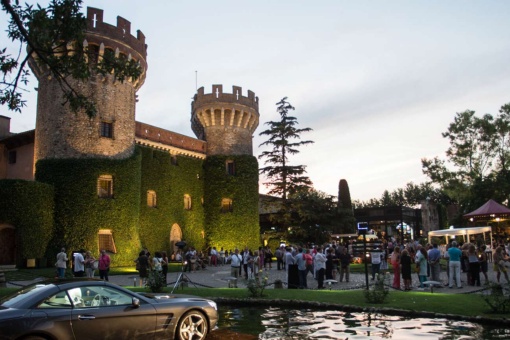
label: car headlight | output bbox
[207,300,217,311]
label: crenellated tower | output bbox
[191,85,259,155]
[30,7,148,163]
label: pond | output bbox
[207,306,509,339]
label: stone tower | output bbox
[30,7,148,163]
[191,85,259,155]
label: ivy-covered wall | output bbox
[5,146,260,267]
[0,179,54,264]
[204,155,260,251]
[138,147,205,253]
[35,149,142,266]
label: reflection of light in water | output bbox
[216,307,500,339]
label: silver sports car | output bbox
[0,279,218,340]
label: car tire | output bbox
[176,310,208,340]
[22,336,47,340]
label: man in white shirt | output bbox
[228,249,242,288]
[314,246,327,289]
[73,250,85,277]
[371,248,382,280]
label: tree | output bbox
[1,0,141,116]
[288,188,335,244]
[258,97,314,229]
[422,104,510,211]
[337,179,356,233]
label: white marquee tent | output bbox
[428,226,493,247]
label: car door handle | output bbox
[78,315,96,320]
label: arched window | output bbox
[221,198,233,213]
[147,190,157,207]
[97,175,113,198]
[184,194,192,210]
[98,229,117,253]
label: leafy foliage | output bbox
[363,272,390,304]
[1,0,141,116]
[0,179,54,262]
[337,179,356,233]
[481,283,510,314]
[146,270,166,293]
[204,155,260,251]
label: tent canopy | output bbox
[464,199,510,218]
[428,226,493,246]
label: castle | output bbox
[0,7,261,267]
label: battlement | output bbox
[86,7,147,62]
[192,85,259,112]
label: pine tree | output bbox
[258,97,314,228]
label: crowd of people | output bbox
[57,237,510,291]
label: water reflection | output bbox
[213,306,509,339]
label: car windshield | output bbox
[1,284,52,308]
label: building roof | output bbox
[463,199,510,219]
[0,129,35,149]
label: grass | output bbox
[2,264,508,321]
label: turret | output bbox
[30,7,148,162]
[191,85,259,156]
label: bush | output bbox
[247,270,269,297]
[363,272,389,303]
[146,270,166,293]
[481,282,510,313]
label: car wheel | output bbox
[176,310,208,340]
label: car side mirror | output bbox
[132,297,140,308]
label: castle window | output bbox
[98,229,117,253]
[100,121,113,138]
[184,194,192,210]
[147,190,157,207]
[97,175,113,198]
[226,160,235,175]
[221,198,233,213]
[8,150,17,164]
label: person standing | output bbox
[294,247,308,289]
[370,248,382,280]
[135,250,150,287]
[275,246,283,270]
[242,247,252,280]
[73,250,85,277]
[98,249,111,281]
[416,247,428,288]
[400,249,412,291]
[314,246,327,289]
[427,243,441,286]
[284,247,295,272]
[161,251,169,284]
[448,241,463,288]
[84,251,96,278]
[391,246,401,289]
[338,247,352,282]
[55,248,68,279]
[228,248,242,288]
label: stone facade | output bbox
[29,7,148,163]
[191,85,259,156]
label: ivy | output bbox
[0,179,54,262]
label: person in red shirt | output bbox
[98,249,111,281]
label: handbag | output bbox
[415,264,420,273]
[93,260,99,270]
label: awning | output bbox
[428,226,493,247]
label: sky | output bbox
[3,1,510,201]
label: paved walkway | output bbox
[110,263,503,294]
[8,263,506,294]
